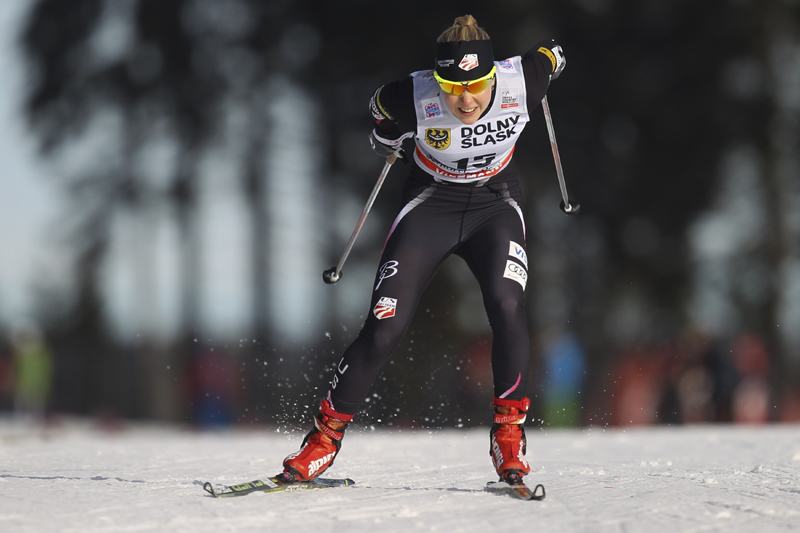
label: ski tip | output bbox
[312,477,357,488]
[485,480,546,501]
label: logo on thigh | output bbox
[503,260,527,290]
[373,297,398,319]
[508,241,528,268]
[375,260,399,290]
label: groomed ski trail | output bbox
[1,419,798,532]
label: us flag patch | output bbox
[373,297,398,319]
[459,54,479,71]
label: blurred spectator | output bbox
[11,327,53,420]
[611,327,743,426]
[673,328,716,424]
[779,390,800,422]
[183,347,240,427]
[702,337,739,423]
[0,334,13,410]
[655,328,739,425]
[610,348,662,426]
[730,333,770,424]
[541,332,586,427]
[454,334,494,422]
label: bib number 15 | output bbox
[454,153,496,171]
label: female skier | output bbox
[281,15,565,486]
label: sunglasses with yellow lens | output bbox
[434,66,497,96]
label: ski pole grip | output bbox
[387,153,398,165]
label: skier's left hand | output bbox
[538,39,566,80]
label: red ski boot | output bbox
[489,397,531,481]
[282,398,353,482]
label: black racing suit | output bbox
[327,45,555,416]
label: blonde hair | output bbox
[437,15,490,42]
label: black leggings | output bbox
[327,172,531,415]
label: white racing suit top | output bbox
[411,56,529,185]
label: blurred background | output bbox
[1,0,799,431]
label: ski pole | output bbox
[541,96,580,215]
[322,153,399,284]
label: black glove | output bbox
[537,39,566,80]
[369,130,408,162]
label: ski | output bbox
[203,475,356,498]
[485,479,546,501]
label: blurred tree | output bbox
[532,0,800,424]
[20,0,228,416]
[750,0,800,403]
[21,0,113,415]
[680,0,800,416]
[134,0,222,343]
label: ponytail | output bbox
[437,15,491,42]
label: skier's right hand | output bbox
[369,130,408,163]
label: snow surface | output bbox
[1,418,799,532]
